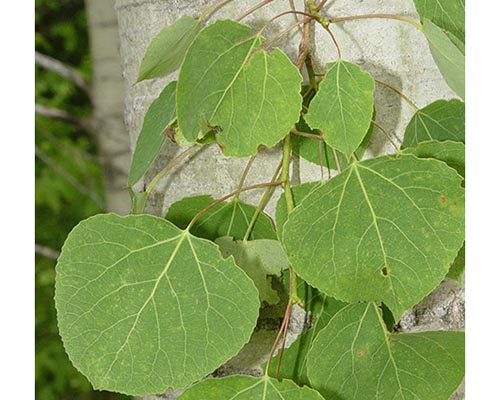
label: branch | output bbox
[35,145,105,209]
[35,244,60,260]
[35,103,91,131]
[35,51,92,96]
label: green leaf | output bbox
[177,20,302,157]
[216,237,288,304]
[55,213,260,396]
[178,375,325,400]
[275,181,323,239]
[165,195,277,241]
[307,303,464,400]
[266,279,346,385]
[128,81,177,186]
[413,0,465,43]
[282,155,465,320]
[402,99,465,148]
[423,19,465,100]
[448,31,465,54]
[447,244,465,287]
[304,61,375,156]
[137,16,201,82]
[403,140,465,178]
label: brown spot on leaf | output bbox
[381,264,390,277]
[440,195,447,204]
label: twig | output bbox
[243,158,283,241]
[371,120,401,151]
[375,79,419,111]
[237,0,274,22]
[323,24,342,59]
[329,14,422,30]
[37,130,99,162]
[35,104,90,131]
[262,18,311,51]
[291,127,324,141]
[236,155,257,198]
[316,0,329,11]
[289,0,304,34]
[199,0,234,21]
[145,145,200,195]
[35,244,60,260]
[35,51,91,96]
[35,146,105,209]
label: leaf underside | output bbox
[137,16,200,82]
[177,20,302,157]
[178,375,325,399]
[305,61,375,156]
[282,155,465,320]
[307,303,464,400]
[55,214,260,395]
[128,81,177,186]
[423,19,465,100]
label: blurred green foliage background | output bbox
[35,1,128,398]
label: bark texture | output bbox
[114,1,464,398]
[86,0,131,214]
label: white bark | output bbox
[86,0,132,214]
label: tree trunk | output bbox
[85,0,131,214]
[114,1,464,398]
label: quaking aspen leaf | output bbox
[307,303,464,400]
[55,214,260,395]
[304,61,375,156]
[177,20,302,157]
[282,155,465,320]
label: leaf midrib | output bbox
[103,230,190,381]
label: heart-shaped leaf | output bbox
[402,99,465,148]
[304,61,375,156]
[177,20,302,156]
[282,155,465,320]
[178,375,325,400]
[307,302,464,400]
[55,214,260,395]
[128,81,177,187]
[137,16,200,82]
